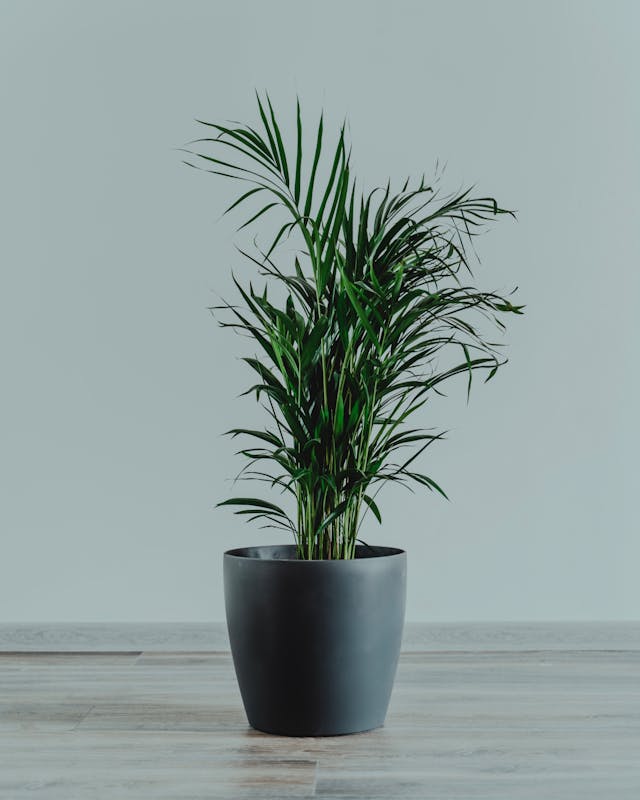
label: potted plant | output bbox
[184,93,523,736]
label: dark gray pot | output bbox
[223,544,406,736]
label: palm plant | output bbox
[184,93,523,560]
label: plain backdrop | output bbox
[1,0,638,622]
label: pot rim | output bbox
[224,544,406,563]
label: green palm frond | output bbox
[185,92,523,559]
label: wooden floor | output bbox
[1,649,639,798]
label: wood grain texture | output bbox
[1,649,639,798]
[2,621,640,652]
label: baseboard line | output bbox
[1,621,639,652]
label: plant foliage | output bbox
[184,93,523,560]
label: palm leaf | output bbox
[184,95,522,559]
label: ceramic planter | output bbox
[224,544,406,736]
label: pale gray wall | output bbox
[1,0,638,622]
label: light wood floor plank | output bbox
[1,649,638,798]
